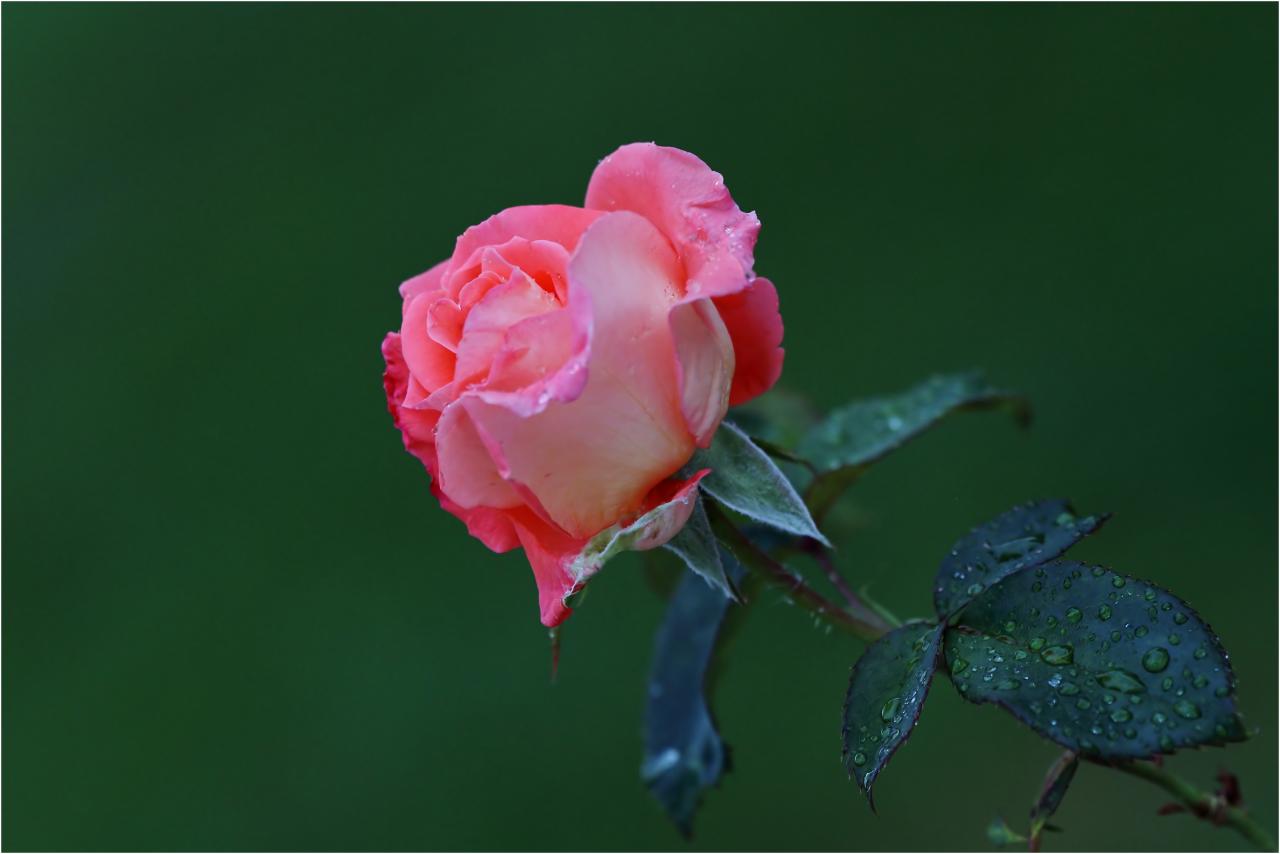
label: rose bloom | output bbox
[382,143,783,626]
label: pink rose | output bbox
[382,143,784,626]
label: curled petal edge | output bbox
[511,470,710,627]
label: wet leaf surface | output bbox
[841,622,945,808]
[944,560,1245,761]
[798,373,1028,512]
[934,499,1108,619]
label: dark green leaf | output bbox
[663,494,737,601]
[1030,752,1078,844]
[944,560,1245,760]
[934,500,1109,619]
[842,622,945,808]
[691,421,829,546]
[799,373,1028,513]
[643,550,746,835]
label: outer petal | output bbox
[509,472,708,627]
[669,298,734,447]
[463,212,695,539]
[585,142,760,300]
[713,276,785,406]
[382,332,519,553]
[399,259,449,301]
[382,333,438,463]
[435,403,522,510]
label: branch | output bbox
[706,504,896,642]
[1115,761,1275,851]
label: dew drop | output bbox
[1173,612,1188,625]
[1040,645,1074,666]
[1141,648,1170,673]
[1098,605,1113,621]
[1174,700,1201,720]
[880,697,900,722]
[1112,577,1126,589]
[852,751,867,767]
[1096,670,1147,694]
[1065,607,1083,624]
[1110,708,1133,723]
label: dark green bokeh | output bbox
[3,4,1274,850]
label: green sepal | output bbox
[799,373,1028,514]
[934,499,1108,619]
[986,816,1028,847]
[841,622,945,809]
[944,560,1245,761]
[663,493,738,601]
[642,550,746,836]
[690,421,829,546]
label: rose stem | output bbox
[799,539,898,633]
[1114,761,1276,851]
[707,505,897,642]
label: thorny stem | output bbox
[802,540,897,635]
[707,505,898,643]
[1115,761,1276,851]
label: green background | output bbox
[4,4,1275,851]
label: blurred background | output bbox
[3,4,1275,851]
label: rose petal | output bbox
[463,211,694,539]
[509,471,708,627]
[713,276,784,406]
[454,271,559,385]
[585,143,760,300]
[435,403,523,510]
[382,332,519,553]
[399,259,449,301]
[400,293,456,395]
[449,205,603,285]
[669,298,734,447]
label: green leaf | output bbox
[934,500,1108,619]
[1030,752,1078,844]
[944,560,1245,760]
[798,373,1028,513]
[842,622,945,808]
[643,551,746,836]
[691,421,829,546]
[663,493,737,601]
